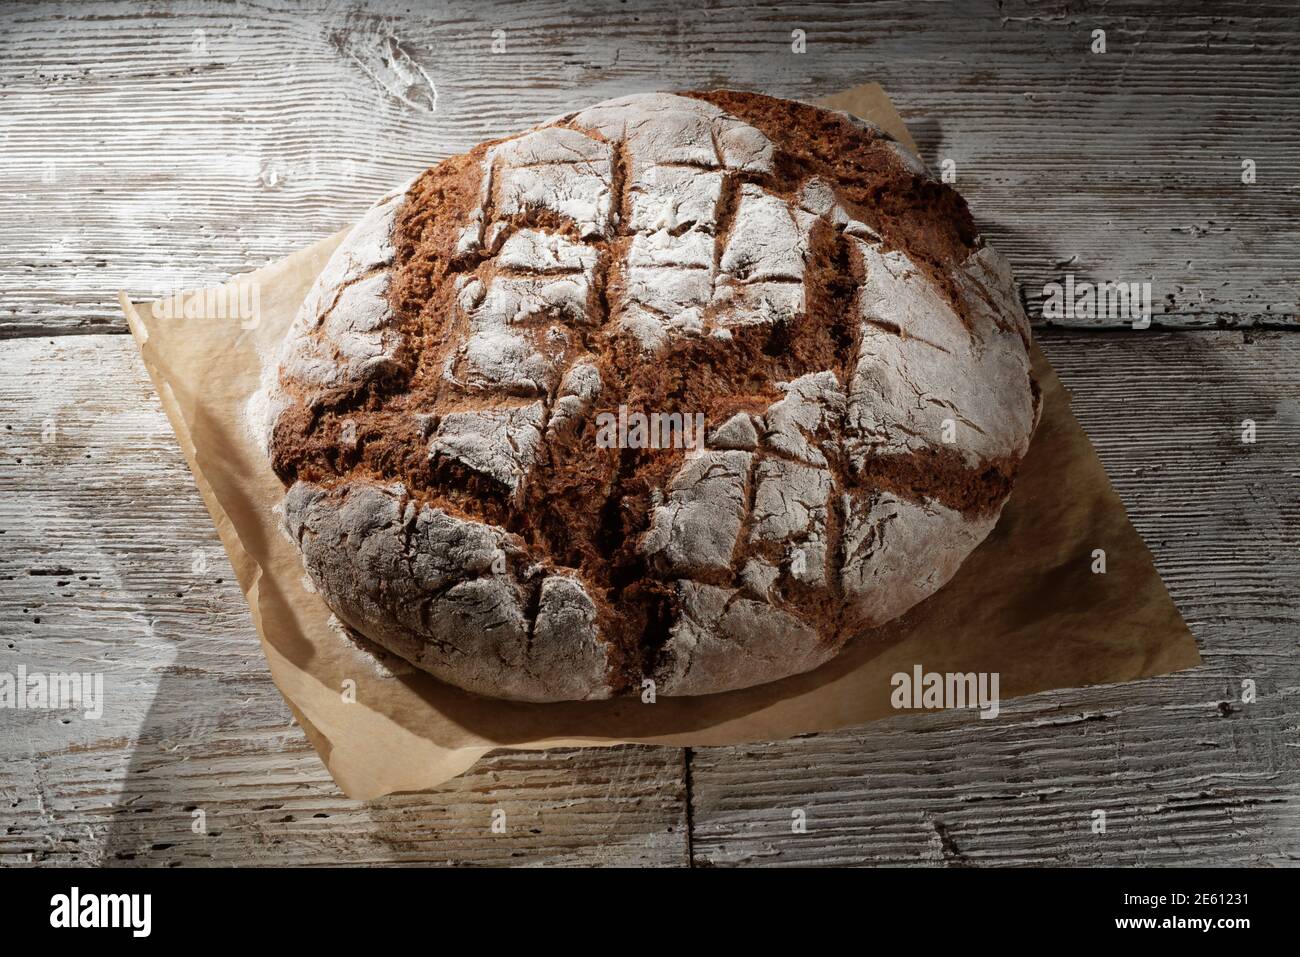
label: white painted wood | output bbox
[0,330,1295,864]
[0,335,687,866]
[1,0,1297,866]
[690,328,1300,865]
[0,0,1296,336]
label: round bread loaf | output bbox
[257,90,1040,701]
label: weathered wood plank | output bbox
[689,328,1300,866]
[2,0,1299,866]
[1,329,1296,865]
[1,0,1296,337]
[0,334,687,866]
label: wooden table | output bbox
[1,0,1296,866]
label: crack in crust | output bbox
[262,90,1041,702]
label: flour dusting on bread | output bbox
[258,91,1040,701]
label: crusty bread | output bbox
[259,90,1040,701]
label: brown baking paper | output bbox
[120,84,1200,799]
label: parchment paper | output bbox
[120,83,1201,800]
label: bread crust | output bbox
[260,91,1040,701]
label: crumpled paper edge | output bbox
[119,84,1201,799]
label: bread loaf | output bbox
[257,90,1040,701]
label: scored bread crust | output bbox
[258,91,1041,702]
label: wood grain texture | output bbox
[1,0,1297,868]
[690,328,1300,866]
[0,336,688,866]
[0,0,1297,337]
[1,329,1295,865]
